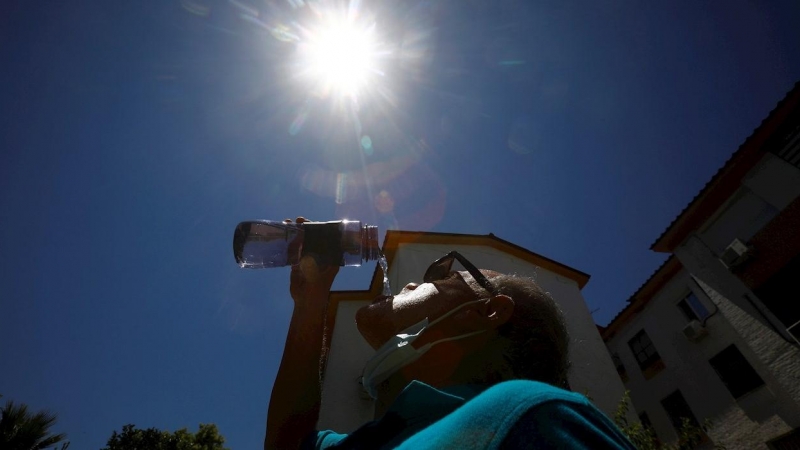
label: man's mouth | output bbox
[371,295,393,305]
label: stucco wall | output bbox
[317,300,377,433]
[699,153,800,256]
[743,153,800,211]
[607,270,742,444]
[675,234,791,340]
[318,242,625,432]
[605,269,800,449]
[602,113,800,449]
[693,278,800,449]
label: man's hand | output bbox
[285,216,340,304]
[266,217,340,450]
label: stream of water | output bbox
[378,253,391,297]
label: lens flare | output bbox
[336,172,348,204]
[360,135,373,153]
[374,190,394,213]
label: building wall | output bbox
[685,153,800,335]
[696,153,800,258]
[318,242,625,432]
[605,268,800,449]
[317,300,378,433]
[675,234,787,337]
[693,278,800,449]
[607,270,744,444]
[604,96,800,448]
[743,153,800,211]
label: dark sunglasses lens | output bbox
[424,256,454,282]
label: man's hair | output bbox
[462,274,571,388]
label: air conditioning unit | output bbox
[719,238,752,269]
[682,320,708,342]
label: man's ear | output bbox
[486,294,515,326]
[453,295,515,331]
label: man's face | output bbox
[355,269,500,349]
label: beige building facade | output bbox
[317,231,629,433]
[603,82,800,449]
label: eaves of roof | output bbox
[651,81,800,253]
[601,255,682,342]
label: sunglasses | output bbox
[423,251,496,295]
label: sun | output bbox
[299,16,379,97]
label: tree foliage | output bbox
[0,394,70,450]
[614,390,724,450]
[101,423,229,450]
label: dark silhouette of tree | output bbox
[614,391,724,450]
[101,423,229,450]
[0,395,69,450]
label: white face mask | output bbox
[360,298,488,399]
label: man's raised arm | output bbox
[265,258,339,450]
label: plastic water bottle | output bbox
[233,220,380,268]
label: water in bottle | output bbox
[233,220,380,269]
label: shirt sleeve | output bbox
[300,430,348,450]
[499,400,636,450]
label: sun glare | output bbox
[301,18,378,97]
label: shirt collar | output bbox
[384,380,489,426]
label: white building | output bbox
[317,230,629,433]
[603,82,800,449]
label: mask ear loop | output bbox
[424,297,488,329]
[415,329,487,354]
[413,297,491,359]
[357,376,373,400]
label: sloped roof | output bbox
[601,255,682,341]
[651,81,800,253]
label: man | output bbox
[266,242,634,449]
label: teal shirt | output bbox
[303,380,635,449]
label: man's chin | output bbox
[369,294,394,305]
[355,305,390,350]
[357,329,386,351]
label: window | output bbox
[611,352,628,382]
[754,253,800,330]
[677,292,710,322]
[677,299,698,321]
[767,427,800,450]
[638,412,653,430]
[660,390,699,431]
[628,330,661,370]
[709,345,765,398]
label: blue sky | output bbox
[2,0,799,448]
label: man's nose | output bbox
[403,282,419,291]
